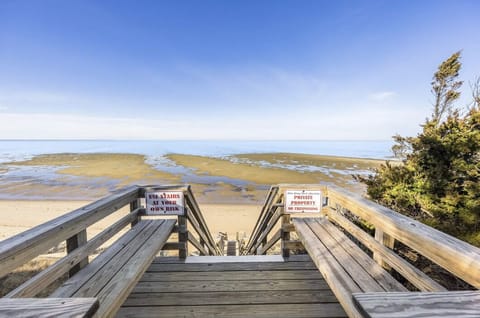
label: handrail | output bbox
[326,185,480,289]
[184,185,222,255]
[0,184,221,297]
[243,186,280,254]
[244,183,480,290]
[0,185,140,278]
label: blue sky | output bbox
[1,0,479,140]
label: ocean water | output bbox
[0,140,394,162]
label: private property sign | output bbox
[145,191,185,215]
[285,190,322,213]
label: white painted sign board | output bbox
[145,191,185,215]
[285,190,322,213]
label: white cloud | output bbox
[368,91,396,101]
[0,107,424,140]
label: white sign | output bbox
[285,190,322,213]
[145,191,185,215]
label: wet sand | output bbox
[0,152,385,203]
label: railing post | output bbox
[66,229,88,277]
[130,198,141,227]
[374,228,395,270]
[281,214,291,258]
[178,214,188,259]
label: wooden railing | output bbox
[244,184,480,290]
[0,184,220,298]
[140,185,223,257]
[243,185,305,256]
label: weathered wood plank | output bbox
[51,220,152,297]
[373,228,395,270]
[93,219,175,318]
[258,228,281,255]
[293,218,364,318]
[132,279,330,293]
[147,260,317,272]
[151,254,313,264]
[325,207,446,291]
[314,217,407,292]
[72,221,160,298]
[245,186,279,253]
[327,185,480,288]
[188,230,208,256]
[139,269,323,282]
[185,210,215,254]
[0,185,139,278]
[124,290,338,306]
[66,229,88,276]
[7,209,141,298]
[306,218,386,292]
[0,298,99,318]
[353,291,480,318]
[117,303,347,318]
[184,255,286,263]
[281,214,291,257]
[251,207,283,253]
[184,187,221,254]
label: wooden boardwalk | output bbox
[117,255,347,318]
[2,184,480,317]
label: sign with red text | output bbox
[145,191,185,215]
[285,190,322,213]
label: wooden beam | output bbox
[188,232,208,255]
[0,298,99,318]
[353,291,480,318]
[258,228,281,255]
[0,185,140,278]
[250,208,283,253]
[327,185,479,287]
[325,207,445,292]
[293,218,364,318]
[373,228,395,270]
[178,215,188,259]
[6,209,141,298]
[66,229,88,277]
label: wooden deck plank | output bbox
[151,254,312,264]
[94,219,175,318]
[353,291,480,318]
[140,269,322,281]
[0,298,99,318]
[315,218,407,292]
[74,221,159,297]
[122,253,344,317]
[117,303,347,318]
[51,220,152,298]
[294,218,364,318]
[306,218,385,292]
[132,279,330,293]
[124,290,338,306]
[147,260,316,272]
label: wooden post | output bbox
[130,198,141,227]
[281,214,291,258]
[66,229,88,277]
[178,214,188,259]
[374,228,395,270]
[200,237,206,255]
